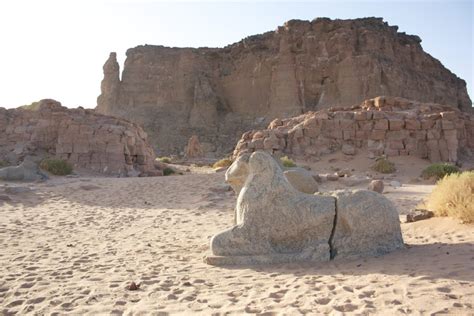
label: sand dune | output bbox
[1,172,473,315]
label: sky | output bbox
[0,0,472,109]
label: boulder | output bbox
[283,168,319,194]
[340,176,371,187]
[406,209,434,223]
[368,180,384,193]
[341,144,356,155]
[331,190,404,259]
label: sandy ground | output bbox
[1,163,473,315]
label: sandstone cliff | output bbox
[0,99,157,176]
[97,17,472,155]
[233,96,474,163]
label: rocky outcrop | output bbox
[206,151,403,265]
[233,96,474,163]
[0,99,157,176]
[97,17,472,156]
[185,135,203,158]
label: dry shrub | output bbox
[0,160,9,168]
[157,157,172,163]
[213,158,233,169]
[371,156,396,174]
[421,163,459,180]
[40,159,73,175]
[280,156,296,168]
[425,171,474,223]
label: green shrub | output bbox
[157,157,172,163]
[40,159,73,175]
[0,160,9,168]
[425,171,474,223]
[163,167,175,176]
[213,158,232,169]
[372,157,396,174]
[421,163,460,180]
[280,156,296,168]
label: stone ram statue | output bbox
[205,151,403,265]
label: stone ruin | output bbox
[233,96,474,163]
[0,99,158,176]
[205,151,403,265]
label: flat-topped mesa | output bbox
[96,17,472,156]
[0,99,158,176]
[233,96,474,163]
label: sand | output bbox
[1,164,473,315]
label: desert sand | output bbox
[1,157,473,315]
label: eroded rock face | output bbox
[0,99,157,176]
[206,151,404,265]
[185,135,203,159]
[97,18,472,156]
[233,96,474,163]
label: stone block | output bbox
[358,121,374,131]
[421,119,435,130]
[374,119,388,130]
[370,130,386,140]
[405,119,421,130]
[441,119,455,130]
[388,140,404,149]
[427,130,441,140]
[389,119,404,131]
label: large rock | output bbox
[208,151,335,265]
[368,180,384,193]
[331,190,404,259]
[0,99,157,176]
[283,168,319,194]
[96,18,471,156]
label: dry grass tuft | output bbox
[425,171,474,223]
[280,156,296,168]
[213,158,233,169]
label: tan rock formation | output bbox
[185,135,204,158]
[233,96,474,163]
[0,99,157,176]
[96,17,472,156]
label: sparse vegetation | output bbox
[40,159,73,175]
[425,171,474,223]
[421,163,460,180]
[280,156,296,168]
[372,156,396,174]
[0,160,9,168]
[157,157,172,164]
[163,167,175,176]
[213,158,232,169]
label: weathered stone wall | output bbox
[233,97,474,163]
[0,99,157,176]
[96,17,472,156]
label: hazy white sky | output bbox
[0,0,472,109]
